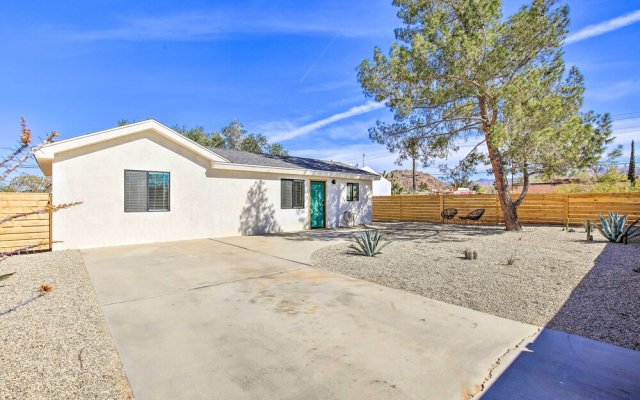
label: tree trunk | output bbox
[412,157,417,191]
[480,97,522,231]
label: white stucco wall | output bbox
[51,130,372,249]
[361,166,391,196]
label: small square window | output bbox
[347,183,359,201]
[281,179,305,209]
[125,170,170,212]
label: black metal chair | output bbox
[459,208,485,225]
[441,208,458,223]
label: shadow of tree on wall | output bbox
[239,180,281,235]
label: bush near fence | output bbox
[0,192,51,252]
[372,193,640,226]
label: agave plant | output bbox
[597,212,640,244]
[349,230,391,257]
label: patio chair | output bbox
[441,208,458,223]
[459,208,485,225]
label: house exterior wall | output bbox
[51,131,372,250]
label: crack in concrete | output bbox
[208,238,312,267]
[464,327,541,400]
[104,268,304,306]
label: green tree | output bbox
[0,174,51,192]
[221,120,246,150]
[395,136,421,191]
[629,140,636,185]
[171,125,225,148]
[268,143,289,156]
[358,0,610,230]
[240,133,269,153]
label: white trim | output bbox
[211,162,380,180]
[35,119,229,163]
[34,119,378,181]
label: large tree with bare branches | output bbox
[358,0,613,230]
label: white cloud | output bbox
[566,9,640,44]
[266,101,385,142]
[64,9,389,42]
[588,79,640,101]
[612,117,640,145]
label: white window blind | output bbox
[124,171,148,212]
[281,179,304,209]
[124,170,170,212]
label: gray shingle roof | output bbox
[208,148,378,177]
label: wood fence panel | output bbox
[0,192,51,252]
[373,192,640,226]
[372,196,403,221]
[398,195,441,222]
[568,193,640,225]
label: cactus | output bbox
[584,220,594,242]
[349,230,391,257]
[463,248,478,260]
[597,212,640,244]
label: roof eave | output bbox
[211,162,380,180]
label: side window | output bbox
[347,183,359,201]
[125,170,170,212]
[281,179,305,209]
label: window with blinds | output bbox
[347,183,359,201]
[124,170,170,212]
[281,179,304,209]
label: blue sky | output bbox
[1,0,639,178]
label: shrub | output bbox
[349,230,391,257]
[597,212,640,244]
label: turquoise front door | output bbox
[310,181,326,229]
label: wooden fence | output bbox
[0,192,51,253]
[373,193,640,226]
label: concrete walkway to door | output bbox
[82,232,640,400]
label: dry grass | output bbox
[312,222,640,351]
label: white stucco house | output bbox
[35,120,378,250]
[362,166,392,196]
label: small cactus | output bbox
[584,220,594,242]
[463,248,478,260]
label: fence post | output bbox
[399,195,403,222]
[495,195,500,225]
[48,192,53,250]
[439,194,444,222]
[563,194,569,226]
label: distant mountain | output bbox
[385,170,452,192]
[473,178,495,185]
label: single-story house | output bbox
[35,120,379,250]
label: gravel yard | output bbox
[311,222,640,351]
[0,251,132,399]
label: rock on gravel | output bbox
[311,222,640,351]
[0,250,133,399]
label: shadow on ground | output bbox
[279,221,507,243]
[481,238,640,399]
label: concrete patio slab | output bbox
[82,233,640,400]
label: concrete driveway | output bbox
[82,233,640,400]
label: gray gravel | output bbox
[311,222,640,351]
[0,251,133,399]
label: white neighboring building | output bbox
[35,120,378,250]
[362,166,391,196]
